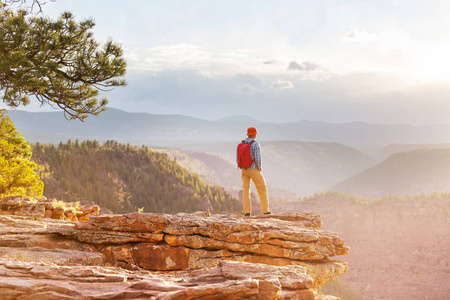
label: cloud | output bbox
[109,69,266,110]
[286,61,331,81]
[234,73,263,94]
[128,44,269,75]
[271,80,293,89]
[133,44,211,71]
[16,65,450,125]
[342,29,376,43]
[287,61,322,72]
[236,84,263,94]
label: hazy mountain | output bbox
[378,143,450,161]
[218,115,260,122]
[7,108,450,148]
[159,149,242,191]
[9,108,450,198]
[331,149,450,198]
[161,141,374,198]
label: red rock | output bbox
[44,209,53,218]
[132,243,190,271]
[77,213,170,232]
[64,209,77,222]
[0,198,349,299]
[52,207,65,220]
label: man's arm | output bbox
[252,142,262,170]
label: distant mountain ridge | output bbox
[217,115,261,122]
[7,108,450,147]
[331,148,450,198]
[10,108,450,199]
[378,143,450,161]
[162,141,374,197]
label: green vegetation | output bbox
[32,140,240,214]
[318,279,364,300]
[0,110,43,198]
[0,8,126,120]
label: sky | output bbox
[5,0,450,124]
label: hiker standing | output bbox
[236,127,271,216]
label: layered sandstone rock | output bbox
[0,196,99,221]
[0,197,349,299]
[75,211,348,287]
[0,259,336,300]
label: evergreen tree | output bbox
[0,110,43,198]
[0,9,126,120]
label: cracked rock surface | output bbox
[0,198,348,299]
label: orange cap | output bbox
[247,127,259,136]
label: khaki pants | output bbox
[241,169,270,214]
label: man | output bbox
[237,127,271,216]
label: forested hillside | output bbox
[31,140,240,214]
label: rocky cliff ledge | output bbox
[0,197,349,299]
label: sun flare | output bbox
[411,43,450,82]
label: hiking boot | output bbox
[245,213,251,217]
[264,212,272,215]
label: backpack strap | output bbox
[242,140,255,145]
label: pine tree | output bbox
[0,110,43,198]
[0,9,126,120]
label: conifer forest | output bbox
[32,140,240,214]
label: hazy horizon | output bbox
[8,107,450,127]
[2,0,450,126]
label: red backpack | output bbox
[237,140,255,169]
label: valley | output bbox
[6,109,450,300]
[10,108,450,200]
[274,193,450,300]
